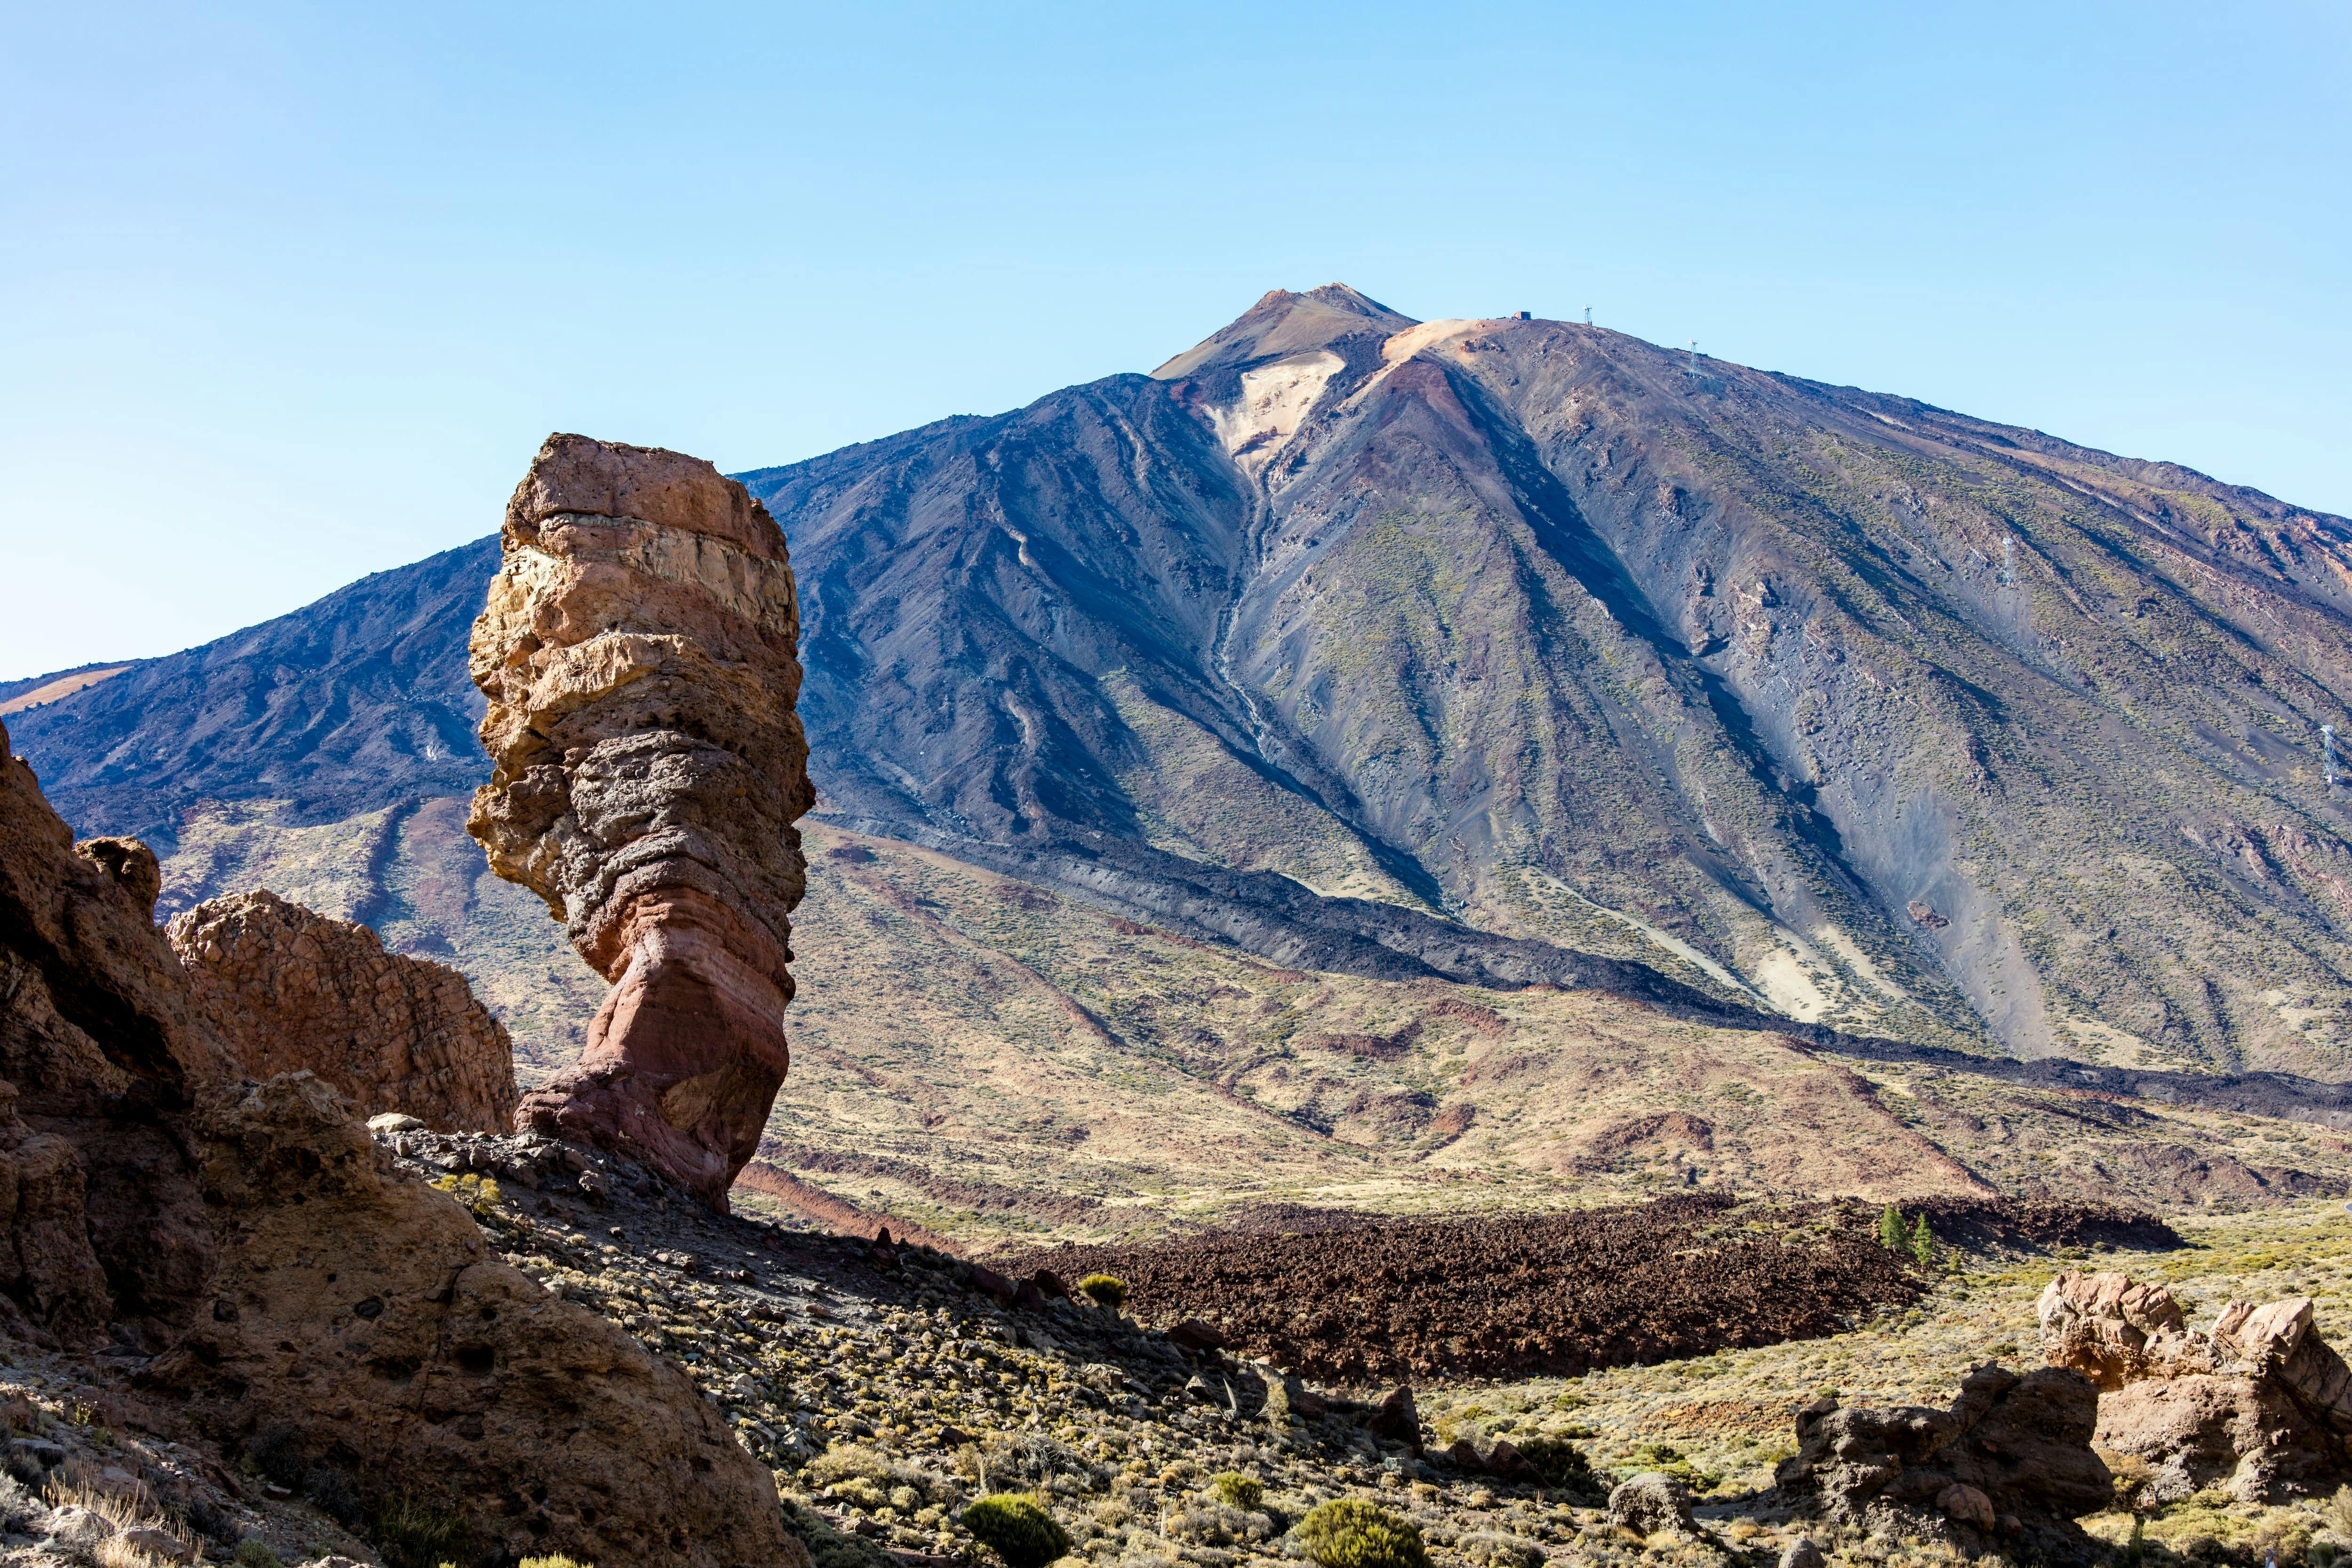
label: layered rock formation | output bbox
[2040,1267,2352,1501]
[0,714,802,1566]
[168,889,518,1133]
[1773,1365,2112,1560]
[467,433,814,1206]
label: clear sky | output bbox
[4,1,2347,680]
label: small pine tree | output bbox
[1878,1203,1905,1250]
[1911,1212,1935,1267]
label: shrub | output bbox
[1510,1436,1598,1495]
[232,1542,281,1568]
[961,1492,1071,1568]
[1459,1532,1542,1568]
[519,1558,594,1568]
[1209,1472,1263,1511]
[1297,1499,1429,1568]
[1076,1274,1128,1310]
[373,1492,466,1568]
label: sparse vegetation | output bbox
[959,1492,1070,1568]
[1209,1470,1263,1510]
[1296,1498,1430,1568]
[373,1491,466,1568]
[1879,1202,1906,1250]
[233,1542,282,1568]
[1076,1273,1127,1309]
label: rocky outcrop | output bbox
[1773,1365,2111,1560]
[0,727,228,1343]
[149,1071,797,1568]
[1,714,808,1563]
[468,433,814,1206]
[2039,1267,2352,1501]
[167,889,517,1134]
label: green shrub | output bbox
[1209,1472,1263,1510]
[232,1543,281,1568]
[373,1492,466,1568]
[1510,1436,1598,1495]
[1076,1274,1127,1310]
[518,1557,593,1568]
[961,1492,1070,1568]
[1296,1499,1429,1568]
[1627,1442,1720,1494]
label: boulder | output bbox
[1773,1365,2110,1559]
[1608,1472,1694,1536]
[1260,1368,1325,1423]
[2039,1268,2352,1501]
[1168,1317,1227,1352]
[468,433,815,1206]
[168,889,518,1134]
[2037,1268,2199,1388]
[1777,1539,1824,1568]
[1364,1384,1421,1448]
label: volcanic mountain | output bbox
[15,285,2352,1234]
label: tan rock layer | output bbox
[468,434,814,1204]
[167,888,519,1134]
[2039,1267,2352,1502]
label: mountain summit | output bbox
[18,287,2352,1078]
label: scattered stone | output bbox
[1777,1537,1824,1568]
[118,1523,198,1562]
[1608,1472,1694,1536]
[1365,1385,1421,1448]
[469,433,815,1207]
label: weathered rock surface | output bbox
[0,724,228,1343]
[2035,1267,2200,1388]
[167,888,517,1134]
[2040,1267,2352,1500]
[1773,1365,2111,1560]
[468,433,814,1205]
[0,712,811,1563]
[150,1071,795,1568]
[1607,1472,1694,1536]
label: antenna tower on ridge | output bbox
[1688,341,1699,375]
[1584,306,1592,326]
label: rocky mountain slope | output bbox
[15,288,2352,1231]
[745,285,2352,1073]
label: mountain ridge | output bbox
[16,289,2352,1087]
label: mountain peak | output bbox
[1152,283,1418,381]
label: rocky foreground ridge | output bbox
[0,711,797,1567]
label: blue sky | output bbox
[4,0,2347,678]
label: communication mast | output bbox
[1584,306,1593,326]
[1687,341,1700,375]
